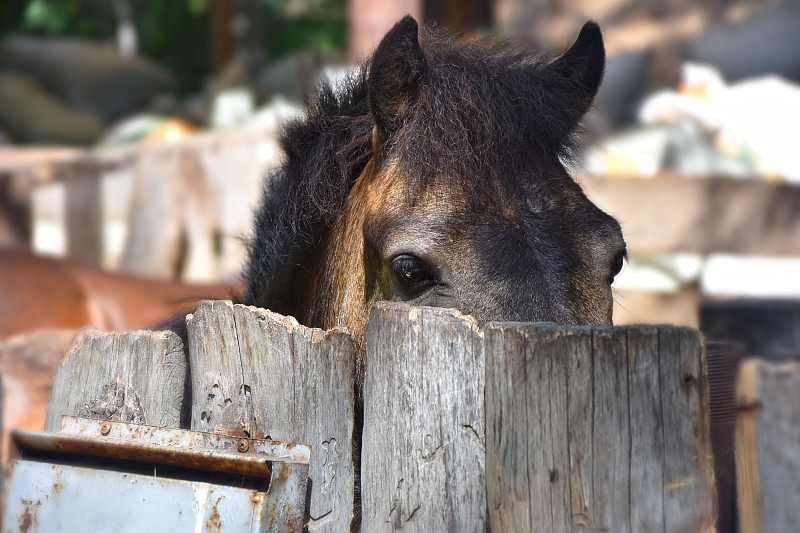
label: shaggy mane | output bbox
[244,68,373,310]
[244,25,591,312]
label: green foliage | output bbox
[21,0,112,39]
[132,1,212,96]
[1,0,348,96]
[263,0,347,62]
[266,14,347,62]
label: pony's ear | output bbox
[543,21,605,135]
[368,16,427,143]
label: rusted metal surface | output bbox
[2,416,310,532]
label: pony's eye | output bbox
[391,255,435,292]
[610,251,625,282]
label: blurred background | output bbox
[1,3,799,528]
[1,0,799,332]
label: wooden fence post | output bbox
[701,299,800,532]
[120,149,186,278]
[186,300,355,532]
[64,159,103,266]
[361,303,487,532]
[44,328,187,431]
[736,359,800,533]
[484,324,717,532]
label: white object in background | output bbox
[211,89,256,130]
[640,62,800,182]
[32,182,66,257]
[701,255,800,298]
[244,96,304,131]
[612,253,705,293]
[582,126,672,177]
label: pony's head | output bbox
[245,17,626,376]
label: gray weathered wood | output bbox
[736,359,800,533]
[64,159,103,266]
[658,326,717,531]
[120,149,185,278]
[361,302,486,532]
[44,327,186,432]
[186,300,355,532]
[581,174,800,256]
[591,327,629,531]
[485,323,717,532]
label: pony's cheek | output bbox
[375,264,399,301]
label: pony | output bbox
[243,16,626,384]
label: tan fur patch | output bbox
[304,158,406,350]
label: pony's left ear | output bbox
[368,15,428,144]
[543,21,605,135]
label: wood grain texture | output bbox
[736,359,800,533]
[44,327,186,432]
[485,323,717,533]
[361,302,486,532]
[186,300,355,532]
[735,409,763,533]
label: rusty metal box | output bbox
[1,417,309,532]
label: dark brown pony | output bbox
[243,17,626,383]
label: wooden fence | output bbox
[5,154,800,278]
[0,128,280,281]
[701,300,800,533]
[45,300,717,532]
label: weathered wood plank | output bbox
[361,302,486,532]
[565,328,594,532]
[591,327,630,532]
[484,324,532,532]
[44,328,186,432]
[658,327,717,532]
[485,324,716,532]
[186,300,355,533]
[735,408,763,533]
[120,150,185,278]
[64,159,103,266]
[737,359,800,533]
[581,174,800,256]
[626,326,666,532]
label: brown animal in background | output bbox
[0,248,242,461]
[0,248,242,340]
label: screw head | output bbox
[237,438,250,453]
[100,421,112,436]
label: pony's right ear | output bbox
[368,16,427,144]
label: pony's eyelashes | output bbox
[609,249,626,284]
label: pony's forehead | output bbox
[378,28,582,178]
[362,159,590,242]
[375,151,581,209]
